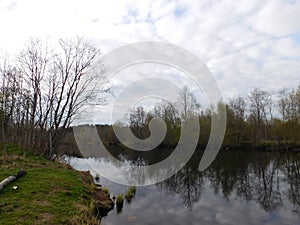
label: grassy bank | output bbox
[0,146,112,225]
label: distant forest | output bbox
[94,85,300,152]
[1,38,300,159]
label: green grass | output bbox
[0,146,99,225]
[116,194,124,205]
[125,186,136,203]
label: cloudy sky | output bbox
[1,0,300,123]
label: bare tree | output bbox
[0,53,28,156]
[0,53,10,158]
[48,38,105,157]
[15,37,106,157]
[278,87,300,144]
[248,88,272,144]
[152,101,178,128]
[17,38,50,150]
[176,86,200,120]
[129,106,148,138]
[228,96,247,145]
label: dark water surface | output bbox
[67,150,300,225]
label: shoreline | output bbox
[0,149,114,225]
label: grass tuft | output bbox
[102,187,110,196]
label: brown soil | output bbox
[79,170,114,217]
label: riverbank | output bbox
[220,142,300,152]
[0,146,113,225]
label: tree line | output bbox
[98,85,300,150]
[1,37,300,159]
[226,86,300,148]
[0,37,106,159]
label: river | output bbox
[65,149,300,225]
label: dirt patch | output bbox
[39,212,53,220]
[33,213,53,224]
[79,170,114,217]
[92,188,114,217]
[36,200,50,206]
[79,170,94,185]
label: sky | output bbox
[0,0,300,123]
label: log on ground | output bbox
[0,170,27,191]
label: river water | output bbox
[66,150,300,225]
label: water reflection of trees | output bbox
[89,144,300,215]
[156,151,300,215]
[284,153,300,216]
[157,150,204,209]
[254,154,282,211]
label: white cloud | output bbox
[0,0,300,123]
[248,0,300,37]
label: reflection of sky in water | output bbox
[66,156,300,225]
[66,157,154,185]
[72,157,128,183]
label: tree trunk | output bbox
[0,170,26,191]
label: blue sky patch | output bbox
[174,6,186,17]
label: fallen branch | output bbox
[0,170,27,191]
